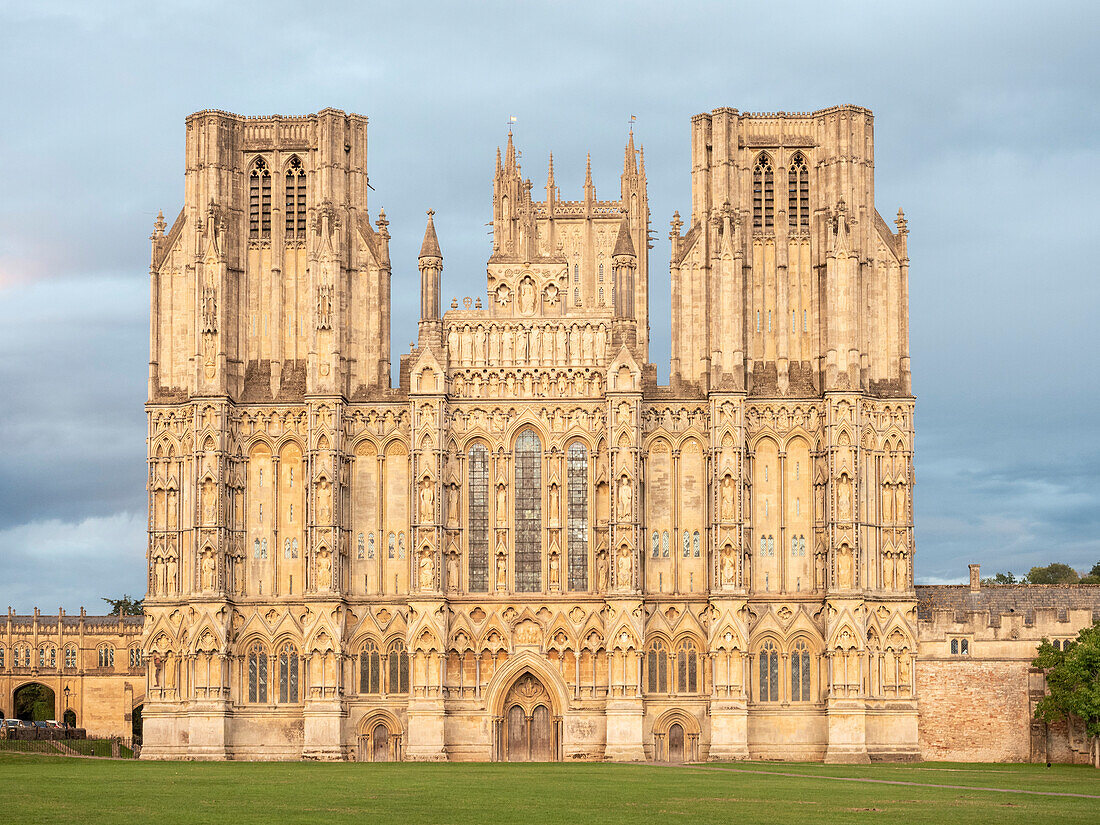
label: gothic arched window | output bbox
[129,647,142,670]
[791,639,811,701]
[567,442,589,591]
[468,444,490,592]
[752,154,774,229]
[360,640,381,694]
[574,287,580,306]
[64,645,77,669]
[574,264,579,283]
[387,640,410,694]
[514,429,542,592]
[598,262,604,282]
[759,640,779,702]
[277,643,299,703]
[39,645,56,669]
[647,639,670,694]
[248,642,268,703]
[692,531,700,557]
[98,645,115,669]
[788,152,809,228]
[651,531,660,559]
[676,640,699,694]
[662,531,670,557]
[285,157,307,240]
[249,158,271,240]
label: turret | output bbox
[612,211,638,348]
[418,210,443,348]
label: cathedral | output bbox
[140,105,918,762]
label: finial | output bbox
[584,153,593,189]
[153,210,166,236]
[895,207,908,235]
[547,152,555,185]
[419,209,441,259]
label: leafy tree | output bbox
[1081,561,1100,585]
[102,595,144,616]
[981,571,1018,585]
[1033,621,1100,768]
[1025,563,1080,585]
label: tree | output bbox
[981,571,1018,585]
[1081,561,1100,585]
[102,595,144,616]
[1025,563,1080,585]
[1033,621,1100,768]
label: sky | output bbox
[1,0,1097,612]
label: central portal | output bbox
[502,673,557,762]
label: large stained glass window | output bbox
[514,430,542,592]
[567,442,589,591]
[791,639,811,701]
[468,444,490,592]
[759,640,779,702]
[278,643,299,703]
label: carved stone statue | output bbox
[418,550,434,590]
[201,479,216,525]
[496,552,507,590]
[837,545,853,589]
[721,546,736,587]
[837,477,852,521]
[317,479,332,524]
[447,552,459,591]
[720,476,735,521]
[419,478,435,522]
[166,554,178,595]
[446,484,459,527]
[617,476,633,520]
[316,552,333,590]
[597,550,609,591]
[496,484,507,525]
[548,484,560,526]
[617,545,632,589]
[518,279,536,315]
[549,552,560,588]
[200,552,216,592]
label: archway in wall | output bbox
[357,714,403,762]
[668,723,685,763]
[502,672,558,762]
[132,704,143,744]
[14,683,55,722]
[63,709,77,728]
[652,710,700,763]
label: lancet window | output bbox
[98,645,115,669]
[360,640,381,694]
[249,158,271,240]
[567,442,589,591]
[387,640,410,694]
[514,429,542,592]
[277,643,299,703]
[676,640,699,693]
[248,642,268,702]
[791,639,811,701]
[285,157,307,240]
[752,154,774,229]
[647,639,670,694]
[468,444,490,592]
[787,152,809,228]
[759,640,779,702]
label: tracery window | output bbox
[752,154,774,229]
[791,640,811,701]
[662,531,670,558]
[468,444,490,592]
[950,638,970,656]
[647,639,670,693]
[248,642,268,702]
[98,645,115,669]
[692,531,700,558]
[39,645,56,669]
[129,647,142,670]
[387,640,410,694]
[683,532,690,558]
[360,640,381,694]
[651,532,660,559]
[368,532,375,559]
[787,152,809,229]
[567,442,589,591]
[0,647,4,669]
[388,532,396,559]
[758,640,779,702]
[676,640,699,694]
[357,533,365,560]
[277,643,299,703]
[514,429,542,592]
[14,644,31,668]
[285,157,307,240]
[249,158,271,240]
[65,645,77,669]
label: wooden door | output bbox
[372,723,390,762]
[530,705,553,761]
[506,705,528,762]
[668,723,685,763]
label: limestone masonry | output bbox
[5,106,1095,762]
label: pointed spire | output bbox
[547,152,555,189]
[895,207,908,236]
[505,130,515,168]
[584,153,592,187]
[153,210,166,236]
[624,130,637,176]
[419,209,441,259]
[638,145,646,178]
[495,146,502,175]
[613,211,636,257]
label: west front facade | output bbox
[140,106,920,761]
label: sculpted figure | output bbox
[837,546,853,589]
[617,546,632,589]
[419,478,435,522]
[518,279,536,314]
[617,476,633,520]
[418,550,434,589]
[496,553,507,590]
[316,552,332,590]
[200,552,216,592]
[720,476,735,520]
[597,549,609,591]
[721,546,736,587]
[201,480,216,525]
[548,484,560,526]
[447,552,459,591]
[446,484,459,527]
[496,485,507,525]
[317,479,332,523]
[837,477,852,521]
[549,552,560,588]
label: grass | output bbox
[0,757,1098,825]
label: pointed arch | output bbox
[787,151,809,228]
[248,156,272,240]
[752,152,774,229]
[284,155,307,241]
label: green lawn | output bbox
[0,756,1097,825]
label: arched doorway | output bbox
[502,673,557,762]
[63,709,77,728]
[357,715,402,762]
[14,683,55,722]
[668,723,685,763]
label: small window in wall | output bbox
[98,645,115,669]
[574,264,579,283]
[65,646,77,669]
[129,648,142,669]
[950,638,970,656]
[598,263,604,282]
